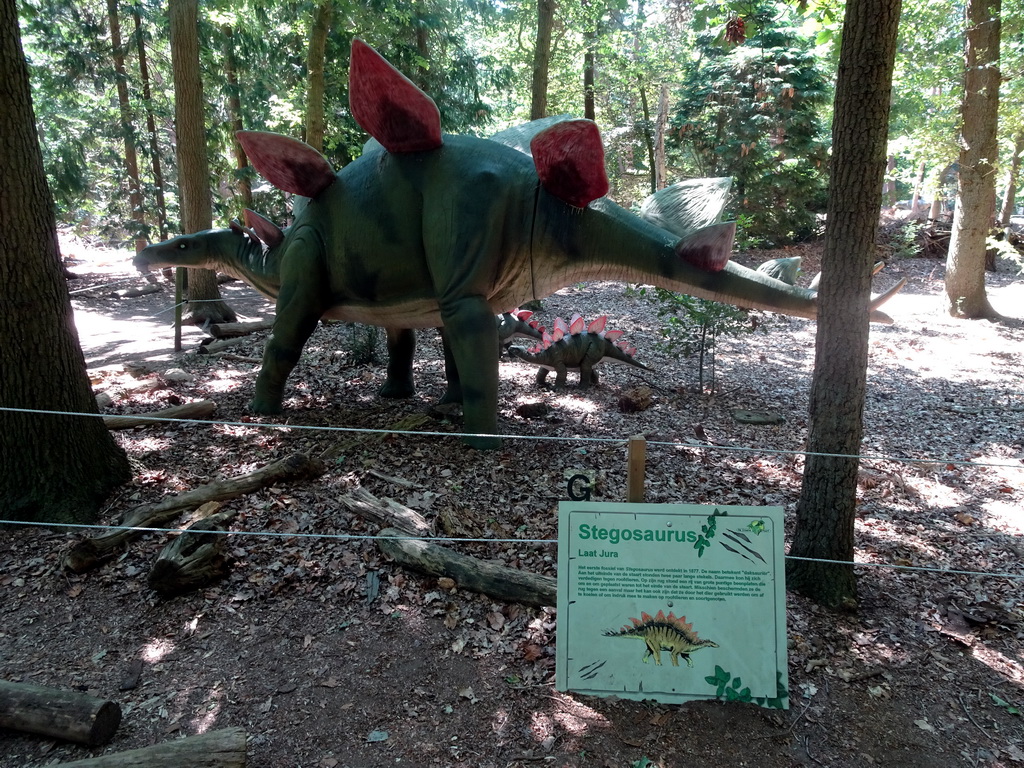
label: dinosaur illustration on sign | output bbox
[604,610,719,667]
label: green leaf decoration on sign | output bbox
[694,509,726,556]
[706,668,788,709]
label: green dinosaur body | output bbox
[604,610,718,667]
[135,40,903,449]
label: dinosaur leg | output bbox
[578,359,596,389]
[437,327,463,405]
[535,368,549,386]
[644,639,663,665]
[553,362,569,389]
[438,296,500,449]
[252,246,330,413]
[252,310,323,413]
[379,327,416,398]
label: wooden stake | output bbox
[173,267,183,352]
[627,434,646,503]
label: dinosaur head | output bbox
[133,227,250,273]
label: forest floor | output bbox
[2,226,1024,768]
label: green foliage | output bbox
[667,3,830,246]
[345,323,383,366]
[990,692,1021,716]
[987,234,1024,274]
[889,220,925,260]
[645,287,762,393]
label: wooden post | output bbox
[0,680,121,746]
[627,434,646,503]
[174,266,184,352]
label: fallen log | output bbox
[337,486,432,536]
[337,488,555,606]
[208,318,275,338]
[148,503,237,596]
[103,400,217,430]
[377,527,557,607]
[64,453,324,573]
[114,284,162,299]
[0,680,121,746]
[49,726,247,767]
[198,336,254,355]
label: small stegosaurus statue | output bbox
[604,610,719,667]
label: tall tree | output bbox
[168,0,236,324]
[106,0,147,253]
[531,0,555,119]
[998,130,1023,235]
[786,0,903,607]
[304,0,333,153]
[132,3,168,241]
[222,24,252,210]
[0,0,131,524]
[668,7,830,245]
[945,0,1002,319]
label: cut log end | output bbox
[0,680,122,746]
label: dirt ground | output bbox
[1,232,1023,767]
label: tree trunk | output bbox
[530,0,555,120]
[945,0,1001,319]
[883,154,897,206]
[998,130,1023,235]
[132,4,168,241]
[222,25,252,209]
[0,0,132,525]
[909,159,926,216]
[786,0,902,608]
[637,80,656,194]
[106,0,147,254]
[168,0,236,324]
[304,0,333,153]
[633,0,656,193]
[583,26,596,121]
[654,83,670,191]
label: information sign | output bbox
[556,502,788,708]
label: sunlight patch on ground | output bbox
[971,643,1024,686]
[192,680,226,734]
[981,499,1024,532]
[122,435,171,453]
[142,637,175,662]
[211,422,263,439]
[206,369,253,393]
[551,693,610,734]
[552,395,599,415]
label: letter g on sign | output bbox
[566,473,593,501]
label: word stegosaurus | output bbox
[604,610,719,667]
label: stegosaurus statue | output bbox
[604,610,718,667]
[507,313,648,388]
